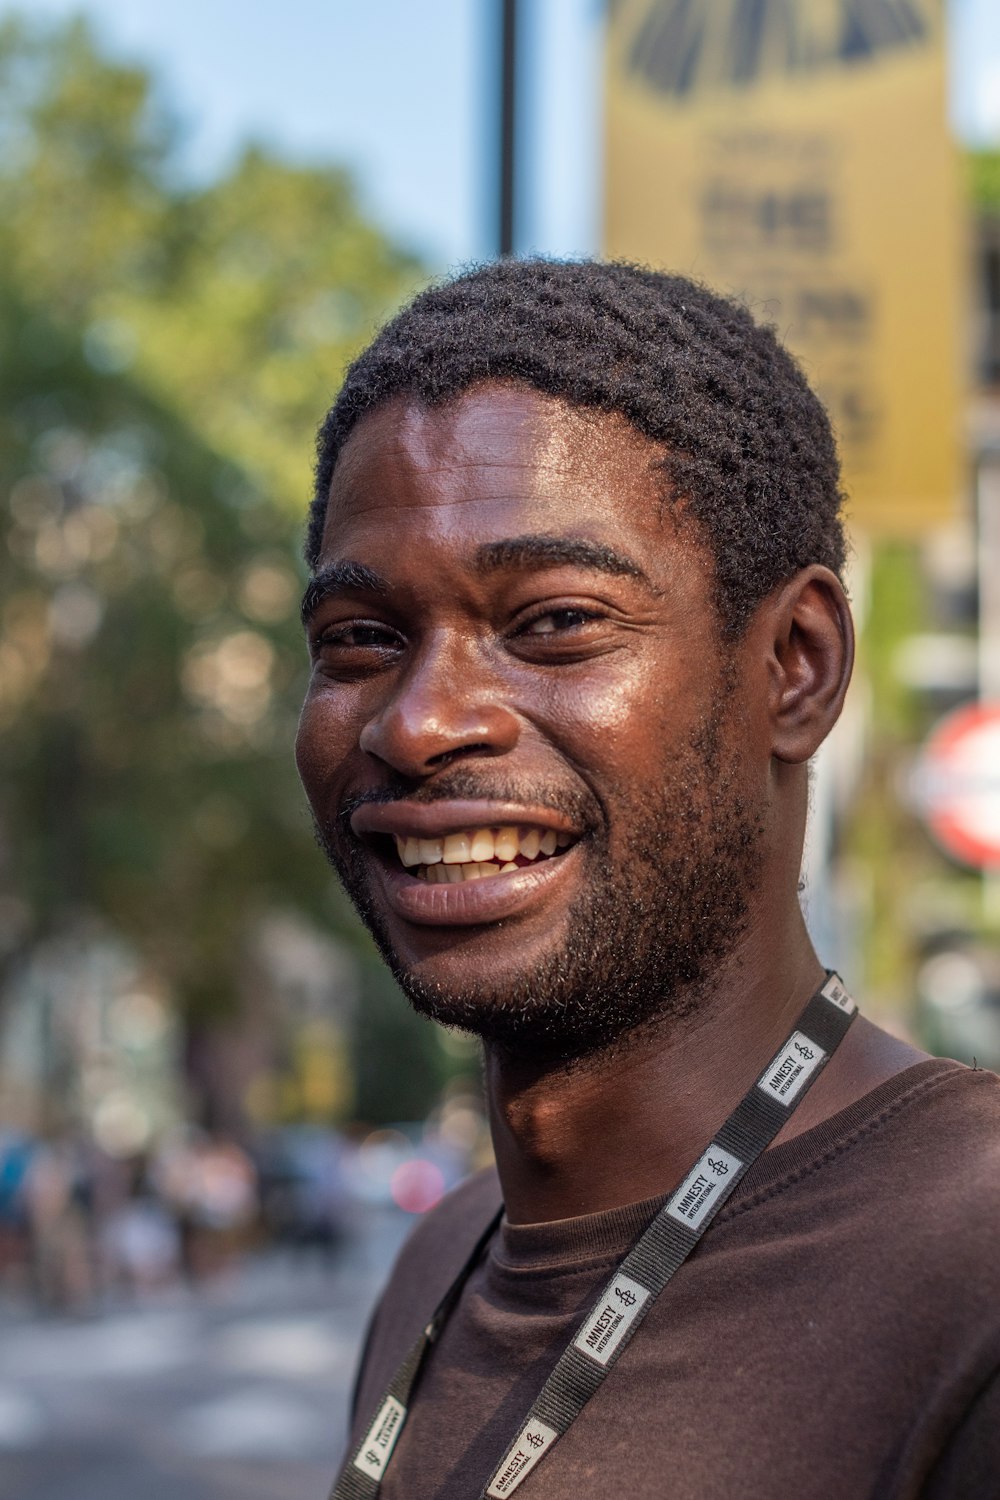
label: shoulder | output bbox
[885,1062,1000,1199]
[382,1164,503,1310]
[820,1060,1000,1213]
[742,1061,1000,1290]
[776,1055,1000,1183]
[811,1061,1000,1300]
[900,1063,1000,1239]
[351,1166,502,1427]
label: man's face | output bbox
[296,384,768,1055]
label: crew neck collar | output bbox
[491,1058,963,1274]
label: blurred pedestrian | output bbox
[22,1132,95,1313]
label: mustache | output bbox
[332,770,601,836]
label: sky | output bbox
[4,0,999,271]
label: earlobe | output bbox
[764,566,854,765]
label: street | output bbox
[0,1206,412,1500]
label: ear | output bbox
[755,565,854,764]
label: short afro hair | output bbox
[309,258,846,635]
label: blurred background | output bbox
[0,1,999,1496]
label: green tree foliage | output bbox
[0,15,444,1124]
[0,14,424,507]
[968,148,1000,212]
[129,146,424,508]
[0,15,176,319]
[1,283,310,1009]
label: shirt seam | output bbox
[489,1067,977,1275]
[487,1250,640,1281]
[716,1065,973,1225]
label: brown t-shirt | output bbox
[347,1060,1000,1499]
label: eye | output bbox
[311,618,404,674]
[319,622,400,649]
[507,604,616,663]
[516,607,601,637]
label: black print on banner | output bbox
[625,0,930,101]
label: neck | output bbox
[484,907,922,1226]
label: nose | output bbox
[358,631,520,777]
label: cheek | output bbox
[294,685,359,800]
[530,657,672,784]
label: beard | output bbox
[314,688,766,1062]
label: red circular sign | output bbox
[915,702,1000,869]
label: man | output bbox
[296,260,1000,1498]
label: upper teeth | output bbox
[394,825,570,868]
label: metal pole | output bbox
[499,0,518,257]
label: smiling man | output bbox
[296,260,1000,1499]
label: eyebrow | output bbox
[300,561,389,623]
[473,534,654,588]
[300,533,655,623]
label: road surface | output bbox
[0,1206,412,1500]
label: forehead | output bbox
[320,383,701,585]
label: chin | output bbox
[372,919,698,1061]
[315,757,767,1059]
[372,922,581,1041]
[383,916,567,987]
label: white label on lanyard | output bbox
[486,1420,559,1496]
[821,974,856,1013]
[353,1396,407,1480]
[665,1145,743,1229]
[573,1273,651,1366]
[758,1031,825,1105]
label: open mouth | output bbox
[392,825,575,884]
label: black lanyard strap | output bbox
[333,1205,503,1500]
[331,972,857,1500]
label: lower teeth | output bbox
[417,859,524,883]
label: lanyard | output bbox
[331,971,857,1500]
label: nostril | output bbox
[426,743,494,768]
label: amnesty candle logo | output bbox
[665,1145,743,1229]
[486,1420,559,1497]
[353,1396,406,1480]
[758,1031,825,1105]
[573,1273,651,1367]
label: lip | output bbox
[350,800,579,841]
[347,799,585,929]
[375,842,583,927]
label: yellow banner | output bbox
[604,0,964,534]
